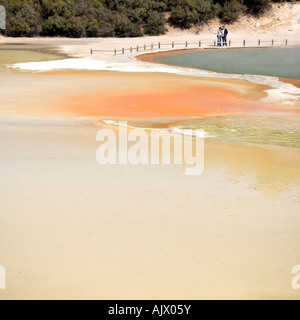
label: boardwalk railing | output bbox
[90,39,289,56]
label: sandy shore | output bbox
[0,31,300,299]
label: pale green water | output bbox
[154,47,300,149]
[155,47,300,79]
[0,47,68,71]
[176,114,300,148]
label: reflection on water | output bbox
[155,47,300,80]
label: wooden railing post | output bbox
[114,49,117,56]
[199,41,201,47]
[158,42,161,49]
[243,40,246,46]
[90,49,93,55]
[172,42,174,48]
[151,43,154,50]
[286,39,288,46]
[272,39,274,46]
[137,45,139,52]
[186,41,188,48]
[258,39,261,46]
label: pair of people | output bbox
[217,26,228,47]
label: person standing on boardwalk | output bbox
[222,26,228,46]
[217,27,223,47]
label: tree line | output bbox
[0,0,293,38]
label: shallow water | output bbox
[166,113,300,149]
[0,48,68,71]
[0,45,300,300]
[1,46,299,149]
[154,47,300,80]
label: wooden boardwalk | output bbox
[90,39,289,56]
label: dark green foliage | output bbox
[113,13,142,37]
[220,0,247,24]
[243,0,271,15]
[1,0,42,37]
[0,0,291,37]
[169,0,218,29]
[144,11,166,35]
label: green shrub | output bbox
[220,0,247,24]
[144,11,166,35]
[84,17,101,37]
[97,8,116,37]
[64,16,85,38]
[42,14,66,36]
[169,0,218,29]
[243,0,271,15]
[2,0,42,36]
[113,13,142,37]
